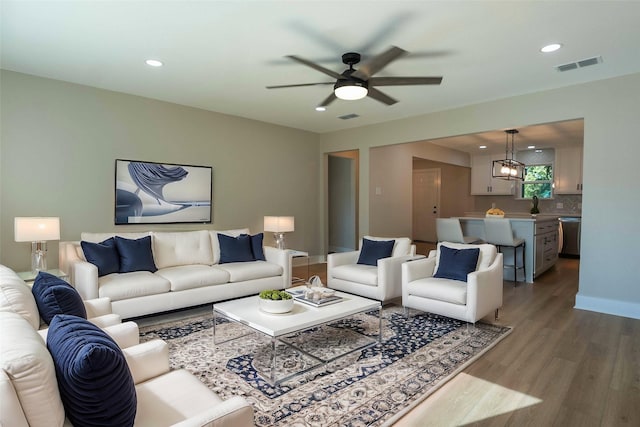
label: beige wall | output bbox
[0,70,321,271]
[319,72,640,320]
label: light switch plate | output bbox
[375,187,382,196]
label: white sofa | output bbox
[402,242,503,323]
[60,229,291,319]
[0,264,254,427]
[327,236,422,302]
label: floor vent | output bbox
[338,113,360,120]
[556,56,603,72]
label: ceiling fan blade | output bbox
[369,76,443,86]
[318,92,337,107]
[367,88,397,106]
[351,46,407,80]
[286,55,343,80]
[266,82,334,89]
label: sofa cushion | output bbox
[362,236,412,257]
[0,311,66,427]
[115,236,157,273]
[47,314,137,427]
[0,265,40,330]
[135,369,222,426]
[81,238,120,276]
[156,265,230,291]
[357,238,395,266]
[214,261,283,283]
[98,271,170,302]
[331,264,378,286]
[407,278,468,305]
[250,233,266,261]
[81,232,151,244]
[209,229,250,264]
[152,231,214,269]
[32,272,87,324]
[218,233,255,263]
[433,246,480,282]
[435,242,497,272]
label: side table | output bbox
[17,268,68,287]
[288,249,309,285]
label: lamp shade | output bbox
[263,216,294,233]
[14,217,60,242]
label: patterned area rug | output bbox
[139,306,511,426]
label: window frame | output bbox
[518,162,555,200]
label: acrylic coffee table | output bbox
[212,287,382,385]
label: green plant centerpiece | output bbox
[258,290,294,314]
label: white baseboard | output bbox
[574,294,640,320]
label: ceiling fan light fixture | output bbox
[334,80,368,100]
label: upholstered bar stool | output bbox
[483,218,526,286]
[436,218,482,244]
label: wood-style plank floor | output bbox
[297,250,640,426]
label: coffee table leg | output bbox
[213,310,217,345]
[378,306,383,344]
[271,337,277,384]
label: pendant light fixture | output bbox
[492,129,525,181]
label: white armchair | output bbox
[327,236,423,302]
[402,242,503,323]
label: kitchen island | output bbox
[456,215,560,283]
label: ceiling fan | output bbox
[266,46,443,107]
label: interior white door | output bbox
[412,168,441,242]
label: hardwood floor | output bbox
[296,255,640,426]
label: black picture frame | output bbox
[114,159,212,225]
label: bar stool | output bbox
[483,218,526,286]
[436,218,483,244]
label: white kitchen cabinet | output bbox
[555,145,583,194]
[470,154,515,195]
[534,221,559,278]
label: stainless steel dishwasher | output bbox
[559,217,581,257]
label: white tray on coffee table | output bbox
[213,287,381,385]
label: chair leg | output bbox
[522,242,526,284]
[403,306,410,319]
[513,246,518,287]
[495,308,500,320]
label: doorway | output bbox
[327,150,359,253]
[412,168,441,243]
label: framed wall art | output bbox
[114,159,212,225]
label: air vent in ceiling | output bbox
[338,113,360,120]
[556,56,603,72]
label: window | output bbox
[521,164,553,199]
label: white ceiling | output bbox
[2,1,640,135]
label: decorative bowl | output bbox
[259,298,294,314]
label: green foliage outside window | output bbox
[521,164,553,199]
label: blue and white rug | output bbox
[139,305,511,426]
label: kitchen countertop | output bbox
[459,214,560,222]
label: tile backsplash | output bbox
[474,194,582,215]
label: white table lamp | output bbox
[264,216,294,250]
[14,217,60,273]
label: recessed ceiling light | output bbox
[540,43,562,53]
[145,59,163,67]
[528,145,536,149]
[479,145,487,149]
[315,106,326,112]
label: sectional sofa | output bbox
[0,264,254,427]
[60,229,291,319]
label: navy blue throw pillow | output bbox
[32,272,87,324]
[47,314,137,427]
[434,246,480,282]
[81,237,120,276]
[357,238,395,266]
[114,235,157,273]
[218,233,255,263]
[250,233,266,261]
